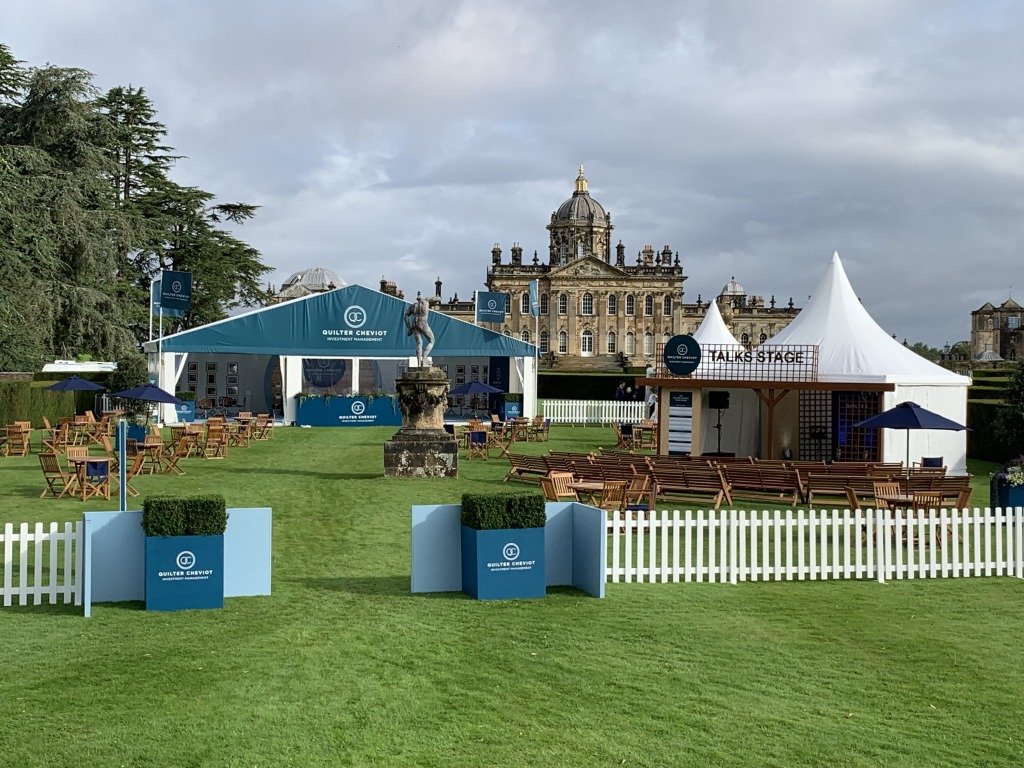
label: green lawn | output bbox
[0,428,1020,767]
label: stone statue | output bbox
[404,292,435,367]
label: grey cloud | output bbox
[2,0,1021,344]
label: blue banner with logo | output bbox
[476,291,506,324]
[159,270,193,318]
[295,395,402,427]
[145,534,224,611]
[528,280,539,317]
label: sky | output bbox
[2,0,1021,346]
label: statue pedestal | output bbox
[384,367,458,478]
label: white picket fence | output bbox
[1,521,83,607]
[607,507,1024,584]
[540,399,646,425]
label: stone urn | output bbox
[384,366,458,478]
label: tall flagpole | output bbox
[148,278,156,341]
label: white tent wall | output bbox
[520,357,537,418]
[885,385,969,476]
[155,352,187,424]
[280,356,303,425]
[699,389,760,457]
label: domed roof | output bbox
[720,276,745,296]
[281,266,345,292]
[552,165,608,225]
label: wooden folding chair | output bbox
[599,480,628,512]
[123,452,147,496]
[163,438,190,475]
[4,425,29,457]
[467,430,489,460]
[547,471,579,502]
[872,481,901,510]
[81,459,111,501]
[39,452,75,499]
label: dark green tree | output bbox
[995,361,1024,456]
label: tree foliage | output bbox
[995,361,1024,456]
[0,43,269,370]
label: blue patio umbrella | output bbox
[855,401,967,478]
[110,383,185,405]
[45,375,105,392]
[448,380,504,397]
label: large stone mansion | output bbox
[430,166,801,371]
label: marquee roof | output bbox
[691,301,742,348]
[148,284,537,358]
[761,252,969,385]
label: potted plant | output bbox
[460,492,546,600]
[990,456,1024,510]
[142,494,228,611]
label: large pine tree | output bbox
[0,44,270,369]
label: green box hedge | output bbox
[0,380,77,427]
[142,494,229,537]
[460,492,546,530]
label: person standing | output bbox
[614,381,626,401]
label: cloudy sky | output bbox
[3,0,1021,345]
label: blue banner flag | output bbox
[476,291,506,324]
[151,279,162,313]
[159,270,193,318]
[528,280,539,317]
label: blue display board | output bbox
[145,535,224,611]
[296,395,401,427]
[174,401,195,422]
[461,526,545,600]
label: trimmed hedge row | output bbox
[0,381,79,427]
[538,372,645,401]
[141,494,229,537]
[967,401,1013,464]
[460,492,546,530]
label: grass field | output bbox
[0,427,1021,767]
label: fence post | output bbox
[876,508,887,584]
[729,509,738,585]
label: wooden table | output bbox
[568,481,603,505]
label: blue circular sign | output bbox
[663,334,701,375]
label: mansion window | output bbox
[741,332,750,345]
[625,332,635,355]
[643,332,654,355]
[540,330,549,354]
[625,295,635,316]
[607,331,617,354]
[521,293,530,314]
[607,294,618,315]
[663,295,672,315]
[581,330,594,354]
[558,330,568,354]
[644,295,654,317]
[503,328,512,337]
[504,294,510,313]
[521,329,531,343]
[581,292,594,315]
[759,332,768,344]
[558,293,568,315]
[540,293,549,315]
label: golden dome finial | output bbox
[574,164,588,194]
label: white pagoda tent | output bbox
[761,252,970,474]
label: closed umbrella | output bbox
[855,401,967,479]
[45,376,105,392]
